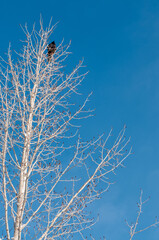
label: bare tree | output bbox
[0,20,131,240]
[126,190,159,240]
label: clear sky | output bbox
[1,0,159,239]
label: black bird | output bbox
[47,41,56,62]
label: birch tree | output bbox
[0,20,130,240]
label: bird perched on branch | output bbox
[47,41,56,62]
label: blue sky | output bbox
[1,0,159,239]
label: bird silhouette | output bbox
[47,41,56,62]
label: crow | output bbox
[47,41,56,62]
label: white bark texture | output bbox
[0,21,130,239]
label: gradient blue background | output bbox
[1,0,159,239]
